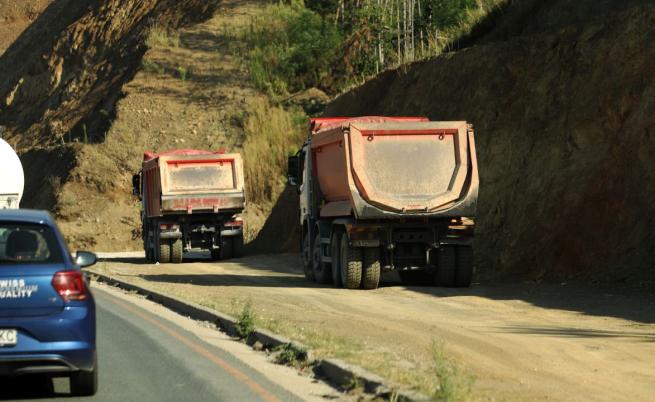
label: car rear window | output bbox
[0,223,64,264]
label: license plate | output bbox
[0,330,17,347]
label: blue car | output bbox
[0,209,97,395]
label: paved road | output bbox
[0,284,332,402]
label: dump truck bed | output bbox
[310,117,478,219]
[142,149,245,218]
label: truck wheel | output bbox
[454,246,474,287]
[362,247,381,290]
[434,247,456,287]
[220,237,234,260]
[159,240,171,263]
[302,231,315,282]
[171,239,183,263]
[340,235,362,289]
[210,249,220,260]
[330,229,342,287]
[233,234,245,258]
[312,232,332,284]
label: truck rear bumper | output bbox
[336,220,474,271]
[161,192,245,214]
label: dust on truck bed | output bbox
[288,116,478,289]
[133,149,246,264]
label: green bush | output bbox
[235,300,256,339]
[246,1,342,96]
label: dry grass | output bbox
[146,24,180,48]
[241,98,305,206]
[431,341,475,402]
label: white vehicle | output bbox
[0,137,24,209]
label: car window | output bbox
[0,223,64,264]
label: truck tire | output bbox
[233,234,245,258]
[312,232,332,284]
[211,249,220,261]
[159,240,171,263]
[171,238,183,263]
[145,235,154,262]
[434,246,456,287]
[330,230,342,287]
[220,237,234,260]
[362,247,381,290]
[340,235,362,289]
[302,231,315,282]
[454,246,474,287]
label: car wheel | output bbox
[70,359,98,396]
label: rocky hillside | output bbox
[0,0,290,251]
[327,0,655,283]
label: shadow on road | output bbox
[405,280,655,324]
[497,325,655,342]
[99,253,655,325]
[0,375,67,400]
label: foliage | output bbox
[176,66,188,81]
[146,24,180,48]
[235,300,256,339]
[142,59,164,75]
[303,0,507,87]
[245,1,342,96]
[431,341,474,401]
[273,343,309,365]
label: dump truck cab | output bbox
[288,117,478,289]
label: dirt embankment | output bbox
[326,1,655,284]
[0,0,299,252]
[0,0,229,249]
[0,0,220,147]
[0,1,52,53]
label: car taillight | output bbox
[52,270,88,301]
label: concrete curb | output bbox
[90,271,429,401]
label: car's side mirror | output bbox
[132,173,141,199]
[75,251,97,268]
[287,155,299,187]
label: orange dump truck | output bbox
[132,149,246,263]
[288,117,478,289]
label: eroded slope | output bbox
[327,2,655,283]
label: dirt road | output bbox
[91,253,655,401]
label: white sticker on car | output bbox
[0,279,38,299]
